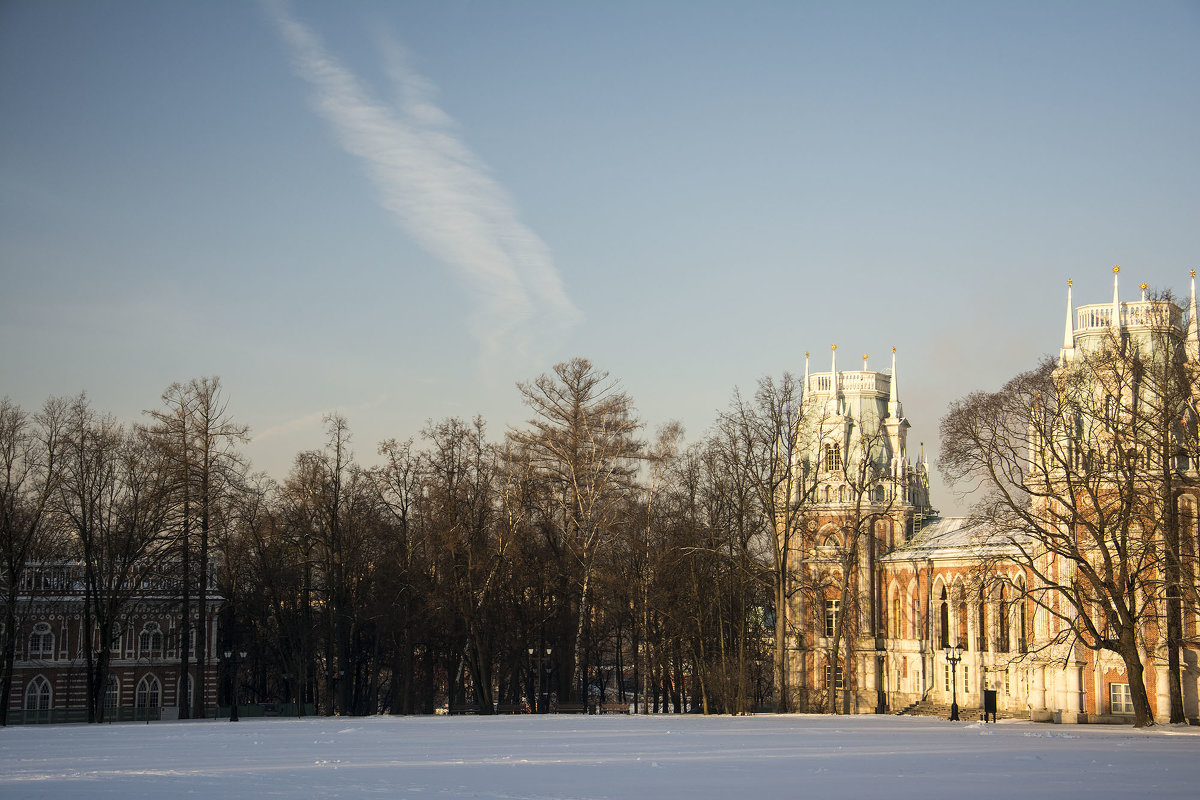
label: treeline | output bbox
[2,358,795,719]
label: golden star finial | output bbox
[831,344,837,351]
[1067,278,1073,287]
[805,351,809,358]
[1140,282,1148,291]
[1191,269,1196,278]
[1113,265,1121,274]
[892,346,897,353]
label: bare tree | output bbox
[510,358,643,704]
[0,397,67,725]
[719,373,811,712]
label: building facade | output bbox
[788,271,1200,723]
[3,561,221,724]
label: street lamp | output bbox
[944,644,965,721]
[224,650,247,722]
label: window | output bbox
[824,599,840,638]
[978,588,988,651]
[824,443,842,472]
[1004,669,1011,697]
[837,485,846,503]
[944,663,952,692]
[998,588,1010,653]
[139,623,163,658]
[28,622,53,659]
[1110,683,1133,715]
[911,597,920,640]
[938,588,949,649]
[110,624,122,655]
[136,675,161,709]
[963,665,969,691]
[105,675,119,710]
[24,676,51,711]
[892,597,901,639]
[957,601,968,650]
[874,485,885,503]
[824,665,844,689]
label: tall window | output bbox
[957,601,968,649]
[824,443,842,472]
[824,599,840,638]
[28,622,53,659]
[998,588,1010,653]
[911,596,920,640]
[105,675,120,710]
[136,675,160,709]
[977,587,988,651]
[24,676,51,711]
[938,588,949,649]
[824,665,844,689]
[892,597,901,639]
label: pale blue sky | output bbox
[2,1,1197,512]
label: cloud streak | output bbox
[265,1,579,364]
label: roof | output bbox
[879,516,1026,562]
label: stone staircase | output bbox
[895,699,1030,721]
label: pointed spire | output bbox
[804,351,810,393]
[830,344,840,413]
[862,353,869,372]
[1111,265,1122,330]
[888,346,903,418]
[1061,279,1075,366]
[1187,270,1198,361]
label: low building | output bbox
[4,561,222,724]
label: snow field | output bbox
[1,714,1197,799]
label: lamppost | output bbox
[944,644,965,721]
[224,649,246,722]
[527,647,552,712]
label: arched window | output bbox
[957,599,969,650]
[110,624,122,654]
[1016,579,1028,653]
[822,485,830,503]
[892,596,901,639]
[136,675,161,709]
[998,587,1010,653]
[938,587,949,649]
[910,592,920,640]
[180,673,194,709]
[824,443,842,472]
[105,675,120,710]
[139,623,163,658]
[28,622,53,659]
[978,586,988,651]
[24,676,51,711]
[837,485,846,503]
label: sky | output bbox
[1,1,1197,513]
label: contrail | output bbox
[265,1,579,364]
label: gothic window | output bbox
[837,485,846,503]
[24,676,51,711]
[957,601,968,650]
[28,622,53,659]
[911,596,920,640]
[139,623,163,658]
[822,485,830,503]
[998,587,1010,653]
[136,675,160,709]
[824,443,842,472]
[110,624,122,654]
[938,587,949,649]
[977,587,988,651]
[892,597,901,639]
[824,599,840,638]
[105,675,119,710]
[1016,579,1028,653]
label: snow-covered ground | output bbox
[2,714,1197,799]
